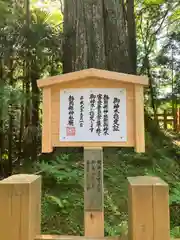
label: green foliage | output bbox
[144,0,165,5]
[170,184,180,205]
[171,226,180,238]
[169,9,180,21]
[33,131,180,236]
[0,84,25,120]
[35,154,84,235]
[0,0,13,24]
[36,154,83,185]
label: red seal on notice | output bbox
[66,127,76,136]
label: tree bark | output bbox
[30,63,40,162]
[127,0,137,74]
[31,65,40,127]
[7,54,14,176]
[63,0,132,73]
[63,0,77,73]
[103,0,130,72]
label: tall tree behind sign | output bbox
[62,0,137,237]
[63,0,135,74]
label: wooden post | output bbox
[134,85,145,152]
[164,110,167,130]
[0,174,41,240]
[128,176,170,240]
[84,147,104,237]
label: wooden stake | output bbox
[0,174,41,240]
[134,85,145,152]
[84,147,104,237]
[128,176,170,240]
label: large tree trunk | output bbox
[62,0,133,156]
[127,0,137,74]
[63,0,77,73]
[24,0,31,127]
[63,0,132,73]
[103,0,130,72]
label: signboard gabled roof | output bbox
[37,68,149,88]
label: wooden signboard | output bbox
[60,88,126,142]
[37,68,148,237]
[37,68,148,153]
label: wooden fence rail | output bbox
[151,107,180,131]
[0,174,170,240]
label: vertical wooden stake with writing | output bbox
[84,147,104,237]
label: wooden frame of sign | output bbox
[37,68,148,237]
[37,68,148,153]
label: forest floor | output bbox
[17,129,180,237]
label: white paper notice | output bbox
[60,88,127,142]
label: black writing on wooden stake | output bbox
[68,95,75,126]
[86,160,91,190]
[84,148,103,211]
[96,160,101,192]
[91,160,96,188]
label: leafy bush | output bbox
[36,154,84,235]
[34,132,180,237]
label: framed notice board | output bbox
[37,68,148,153]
